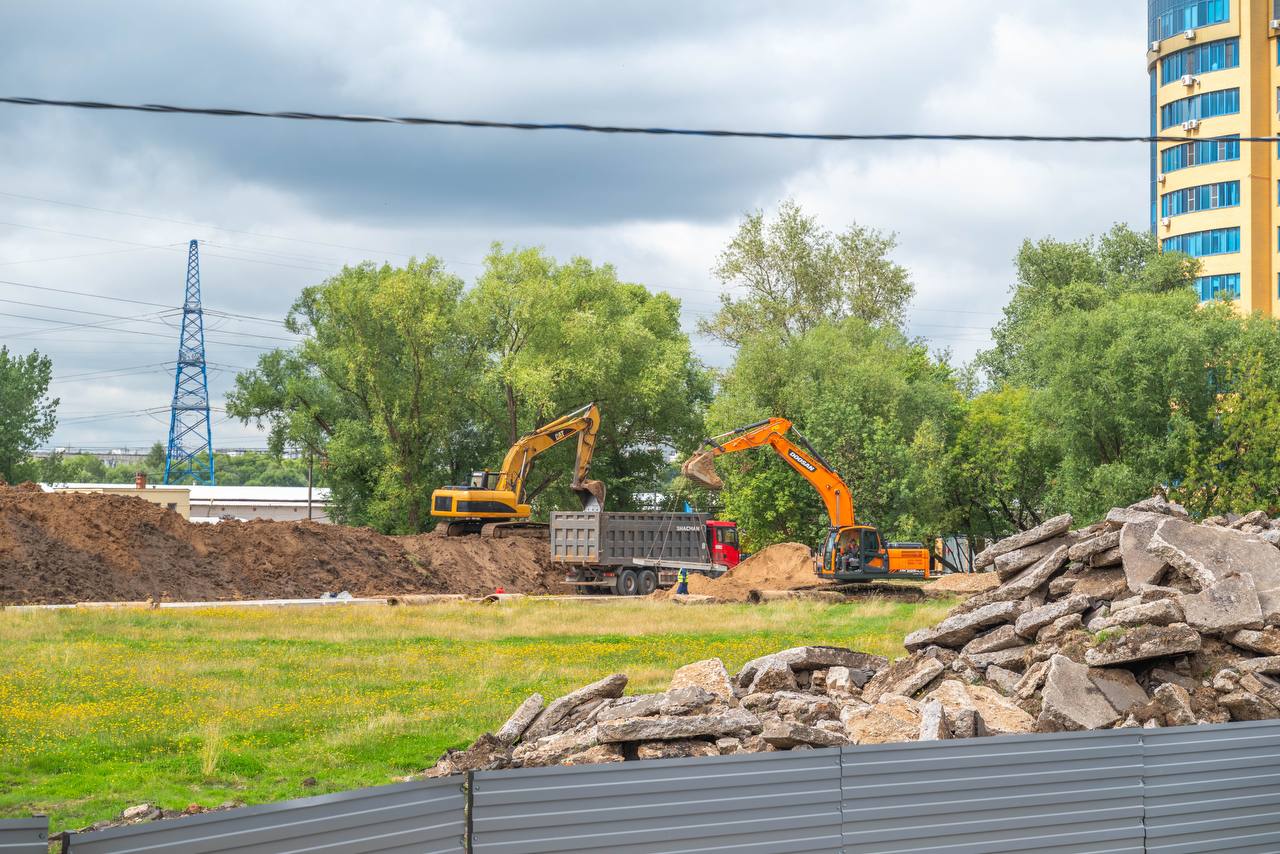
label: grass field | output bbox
[0,597,952,834]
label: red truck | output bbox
[552,511,741,595]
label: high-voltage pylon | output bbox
[163,239,215,485]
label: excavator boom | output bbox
[682,417,855,529]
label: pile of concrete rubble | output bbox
[425,496,1280,775]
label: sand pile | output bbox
[922,572,1000,596]
[653,542,821,602]
[0,485,561,604]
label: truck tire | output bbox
[637,569,658,596]
[615,569,639,596]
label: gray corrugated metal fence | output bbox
[841,729,1146,854]
[0,817,48,853]
[16,720,1280,852]
[472,750,842,853]
[1143,719,1280,854]
[62,779,464,854]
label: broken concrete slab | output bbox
[991,545,1071,603]
[1237,657,1280,675]
[635,739,719,760]
[904,600,1025,651]
[1037,613,1085,645]
[1178,573,1264,634]
[918,698,951,741]
[1084,623,1203,667]
[595,686,718,723]
[1228,628,1280,656]
[495,693,545,745]
[1015,595,1091,638]
[562,743,624,765]
[1038,655,1121,731]
[964,646,1030,672]
[1073,568,1130,602]
[986,665,1021,694]
[924,679,1035,735]
[513,726,603,766]
[825,665,871,694]
[761,720,847,748]
[962,624,1023,655]
[1088,668,1149,716]
[1068,529,1121,562]
[994,536,1072,581]
[1094,598,1184,630]
[736,647,885,687]
[1148,518,1280,592]
[974,514,1073,569]
[844,694,922,745]
[862,655,945,703]
[596,708,762,743]
[747,659,800,694]
[669,658,733,703]
[523,673,627,741]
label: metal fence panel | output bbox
[1143,719,1280,854]
[841,729,1146,854]
[472,749,842,853]
[0,817,49,853]
[64,779,464,854]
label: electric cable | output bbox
[3,96,1273,144]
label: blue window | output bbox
[1160,88,1240,129]
[1162,227,1240,256]
[1162,38,1238,84]
[1160,135,1239,172]
[1161,181,1239,217]
[1149,0,1230,41]
[1196,273,1240,301]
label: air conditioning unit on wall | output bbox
[1181,74,1197,87]
[1159,174,1168,185]
[1151,40,1162,52]
[1183,119,1200,131]
[1184,29,1196,40]
[1162,217,1172,228]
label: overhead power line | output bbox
[4,96,1278,144]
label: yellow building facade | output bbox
[1148,0,1279,313]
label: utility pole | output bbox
[307,451,314,521]
[163,240,215,485]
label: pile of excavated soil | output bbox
[0,486,562,604]
[654,542,823,602]
[922,572,1000,596]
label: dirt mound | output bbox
[922,572,1000,596]
[653,542,821,602]
[0,486,562,604]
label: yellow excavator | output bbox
[431,403,606,537]
[681,417,931,581]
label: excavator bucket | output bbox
[572,478,607,512]
[680,450,724,490]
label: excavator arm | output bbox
[496,402,605,510]
[681,417,855,529]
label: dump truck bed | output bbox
[550,511,714,567]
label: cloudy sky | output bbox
[0,1,1147,450]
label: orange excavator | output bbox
[681,417,932,582]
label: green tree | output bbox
[229,258,476,532]
[461,245,711,510]
[699,199,914,346]
[701,318,960,550]
[230,248,711,532]
[0,347,58,484]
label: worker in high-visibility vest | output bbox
[675,568,689,595]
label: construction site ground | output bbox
[0,597,953,836]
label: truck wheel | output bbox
[637,569,658,596]
[615,569,639,596]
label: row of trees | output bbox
[7,202,1280,546]
[224,204,1280,545]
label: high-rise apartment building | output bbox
[1148,0,1277,313]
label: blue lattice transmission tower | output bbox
[164,239,215,485]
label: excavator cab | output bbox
[820,525,890,581]
[469,471,501,490]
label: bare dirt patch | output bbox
[0,486,561,604]
[653,542,825,602]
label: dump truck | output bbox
[552,511,742,595]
